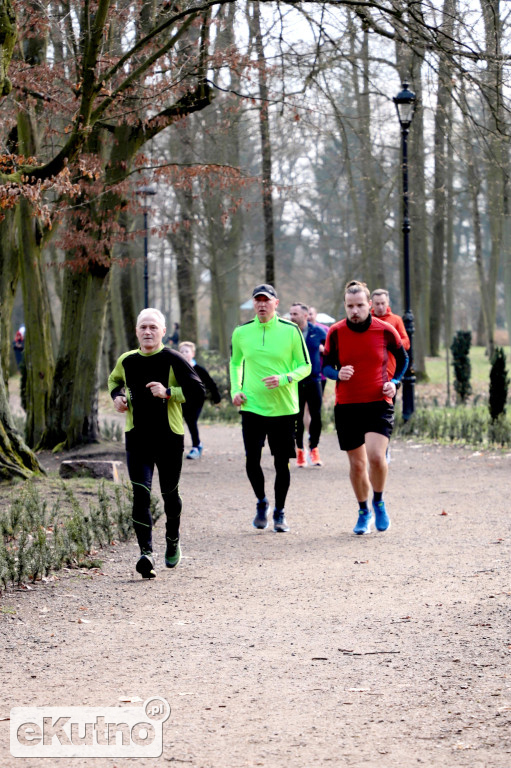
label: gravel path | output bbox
[1,424,510,767]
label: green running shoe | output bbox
[165,539,182,569]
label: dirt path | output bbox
[1,424,510,767]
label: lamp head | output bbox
[393,82,416,128]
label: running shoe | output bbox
[273,509,289,533]
[373,500,390,532]
[296,448,307,467]
[165,539,182,568]
[136,552,156,579]
[253,497,269,529]
[353,510,373,535]
[310,447,323,466]
[186,446,201,460]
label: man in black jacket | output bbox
[109,309,205,578]
[289,303,327,467]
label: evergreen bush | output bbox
[450,331,472,404]
[489,346,509,421]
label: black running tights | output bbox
[245,451,291,511]
[126,445,183,554]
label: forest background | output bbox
[0,0,510,480]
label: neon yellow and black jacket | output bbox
[230,314,311,416]
[108,345,205,444]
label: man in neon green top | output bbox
[230,284,311,532]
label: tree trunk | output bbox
[395,19,428,379]
[444,98,455,405]
[16,197,55,448]
[358,23,384,287]
[480,0,503,357]
[428,0,455,356]
[0,209,19,387]
[168,122,199,344]
[68,267,111,445]
[0,0,16,98]
[0,359,43,479]
[251,0,275,287]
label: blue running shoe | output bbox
[353,510,373,535]
[373,500,390,531]
[273,509,289,533]
[253,497,269,529]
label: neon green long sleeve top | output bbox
[229,314,311,416]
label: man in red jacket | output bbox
[370,288,410,380]
[323,281,408,535]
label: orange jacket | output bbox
[371,306,410,378]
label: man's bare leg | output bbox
[365,431,391,531]
[347,445,373,534]
[365,432,389,492]
[347,444,370,502]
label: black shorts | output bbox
[241,411,296,459]
[334,401,394,452]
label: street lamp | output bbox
[393,82,416,421]
[136,186,157,308]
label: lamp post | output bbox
[136,186,157,308]
[393,82,416,421]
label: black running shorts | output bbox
[241,411,296,459]
[334,401,394,452]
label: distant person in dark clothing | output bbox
[13,327,25,368]
[169,322,180,348]
[179,341,221,459]
[289,303,327,467]
[308,307,329,392]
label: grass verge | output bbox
[0,479,161,592]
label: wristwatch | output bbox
[287,374,293,383]
[165,388,172,399]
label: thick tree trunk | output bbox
[429,0,455,356]
[41,264,89,449]
[0,359,43,479]
[359,25,384,287]
[174,212,198,344]
[395,27,428,379]
[168,122,199,344]
[68,267,111,445]
[480,0,503,357]
[17,197,55,448]
[252,0,275,287]
[0,0,16,98]
[205,3,242,356]
[0,209,18,387]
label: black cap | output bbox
[252,284,278,300]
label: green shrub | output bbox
[489,346,509,421]
[451,331,472,404]
[0,479,160,592]
[394,403,511,448]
